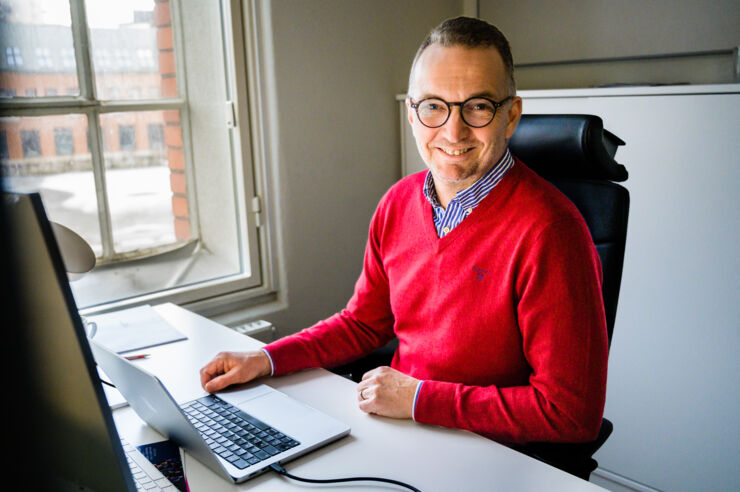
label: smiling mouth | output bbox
[439,147,473,156]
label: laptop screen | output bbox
[3,191,134,491]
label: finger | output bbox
[357,386,371,402]
[204,367,240,393]
[358,389,377,414]
[199,359,225,390]
[361,367,381,381]
[361,365,395,382]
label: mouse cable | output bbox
[99,377,115,388]
[269,462,422,492]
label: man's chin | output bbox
[429,165,477,185]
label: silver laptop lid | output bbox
[90,339,350,483]
[90,339,242,481]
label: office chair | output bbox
[331,114,630,481]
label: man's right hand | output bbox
[199,350,272,393]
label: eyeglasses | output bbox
[410,96,512,128]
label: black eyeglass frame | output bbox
[409,95,513,128]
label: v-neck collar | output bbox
[420,159,519,253]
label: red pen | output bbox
[124,354,150,361]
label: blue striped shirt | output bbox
[423,147,514,238]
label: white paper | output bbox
[88,305,187,354]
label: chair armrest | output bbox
[513,418,614,480]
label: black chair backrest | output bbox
[509,115,629,346]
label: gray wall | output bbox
[258,0,462,333]
[480,0,740,89]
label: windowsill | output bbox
[72,238,242,311]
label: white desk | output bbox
[112,303,605,491]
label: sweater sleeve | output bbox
[413,218,609,444]
[264,204,396,376]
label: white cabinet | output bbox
[521,85,740,492]
[399,84,740,491]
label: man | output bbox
[200,17,608,445]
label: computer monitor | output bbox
[3,191,135,491]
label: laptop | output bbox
[90,339,351,483]
[4,191,177,491]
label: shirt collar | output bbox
[423,147,514,210]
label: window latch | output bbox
[226,100,237,128]
[252,195,263,227]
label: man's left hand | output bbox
[356,366,419,419]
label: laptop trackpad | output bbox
[247,393,322,436]
[219,384,273,404]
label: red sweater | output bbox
[266,159,608,444]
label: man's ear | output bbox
[505,96,523,140]
[406,98,414,126]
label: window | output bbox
[54,128,74,156]
[0,131,8,160]
[94,49,112,70]
[148,123,164,150]
[0,88,17,98]
[6,47,23,66]
[35,47,53,69]
[25,88,37,97]
[136,49,155,69]
[0,0,266,313]
[118,125,136,151]
[20,130,41,157]
[61,48,76,68]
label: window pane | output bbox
[0,130,9,159]
[0,0,79,98]
[20,129,41,157]
[86,0,178,101]
[100,110,187,254]
[54,128,74,155]
[0,114,101,256]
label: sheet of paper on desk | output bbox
[88,305,187,354]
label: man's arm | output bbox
[199,198,396,390]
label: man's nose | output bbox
[442,105,470,141]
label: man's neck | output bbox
[433,166,494,208]
[428,148,512,209]
[433,180,467,209]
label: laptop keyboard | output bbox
[182,395,300,470]
[121,438,178,491]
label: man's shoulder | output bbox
[506,159,586,226]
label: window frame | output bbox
[0,0,275,316]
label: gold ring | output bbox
[360,389,367,400]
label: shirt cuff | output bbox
[260,348,275,376]
[411,380,424,422]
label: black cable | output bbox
[99,377,116,388]
[269,462,421,492]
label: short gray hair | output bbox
[408,16,516,97]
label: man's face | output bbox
[407,44,522,194]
